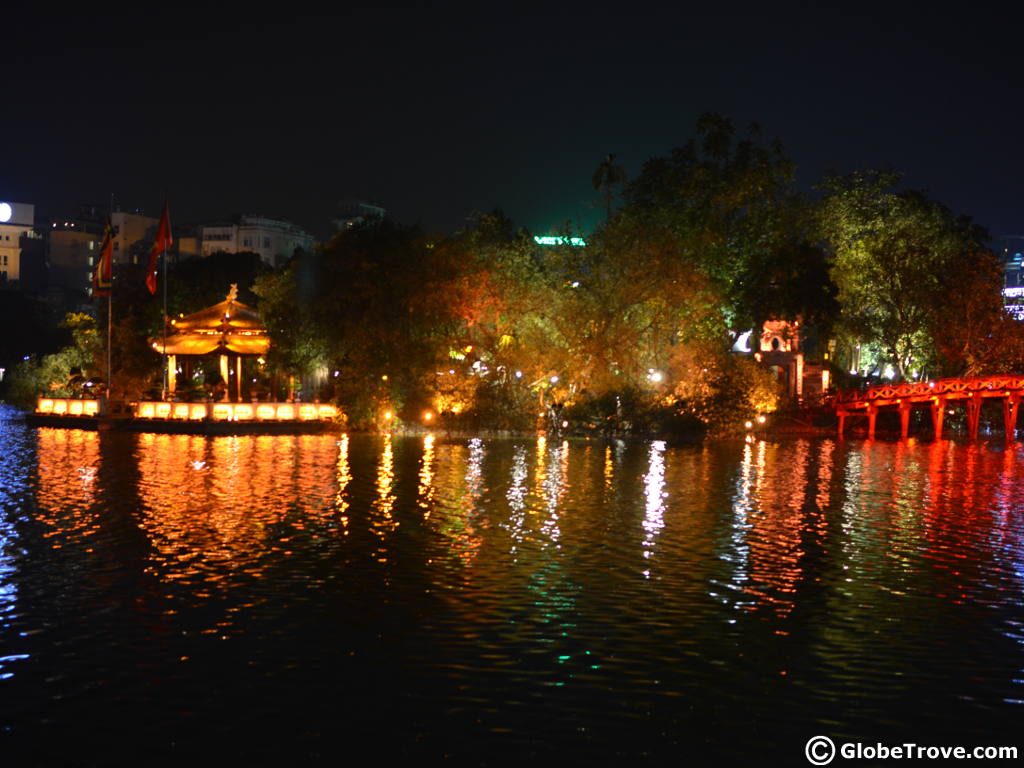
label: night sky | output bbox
[4,5,1022,243]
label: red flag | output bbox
[92,218,115,296]
[147,201,173,295]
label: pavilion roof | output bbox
[150,285,270,356]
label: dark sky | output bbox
[4,4,1022,242]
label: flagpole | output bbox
[107,193,114,403]
[162,229,168,400]
[151,197,172,400]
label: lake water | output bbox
[1,404,1022,764]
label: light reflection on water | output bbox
[1,406,1024,762]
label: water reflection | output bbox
[503,445,529,558]
[641,440,666,576]
[9,423,1024,760]
[418,434,436,515]
[370,434,397,558]
[336,434,351,533]
[539,439,568,547]
[35,428,103,548]
[135,432,339,593]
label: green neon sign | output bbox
[533,235,587,247]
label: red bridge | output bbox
[835,374,1024,440]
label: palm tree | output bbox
[592,153,628,222]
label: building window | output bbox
[263,238,271,248]
[243,238,252,248]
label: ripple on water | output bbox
[0,421,1022,761]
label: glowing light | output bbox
[757,415,766,424]
[533,235,587,247]
[648,370,663,383]
[515,370,522,378]
[384,411,393,420]
[550,375,559,384]
[561,420,569,428]
[423,411,433,421]
[745,420,753,429]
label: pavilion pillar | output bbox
[837,410,846,438]
[867,403,878,439]
[1004,394,1020,443]
[966,395,981,442]
[167,354,177,397]
[235,356,243,402]
[899,400,911,440]
[219,354,230,401]
[930,397,945,441]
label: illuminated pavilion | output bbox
[150,285,270,402]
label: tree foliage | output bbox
[817,171,987,379]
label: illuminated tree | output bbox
[620,113,802,328]
[817,171,986,380]
[933,249,1024,376]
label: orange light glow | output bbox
[68,400,84,416]
[234,404,254,420]
[257,405,276,420]
[276,405,294,420]
[298,405,317,420]
[173,404,191,420]
[139,403,156,418]
[212,404,233,421]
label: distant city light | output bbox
[533,235,587,247]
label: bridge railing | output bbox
[835,374,1024,406]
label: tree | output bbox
[933,249,1024,376]
[817,171,987,380]
[592,153,628,223]
[619,114,803,329]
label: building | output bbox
[48,225,101,295]
[110,210,158,265]
[0,200,44,288]
[743,319,830,402]
[47,205,161,295]
[333,199,385,232]
[200,215,315,267]
[998,235,1024,320]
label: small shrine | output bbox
[150,284,270,401]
